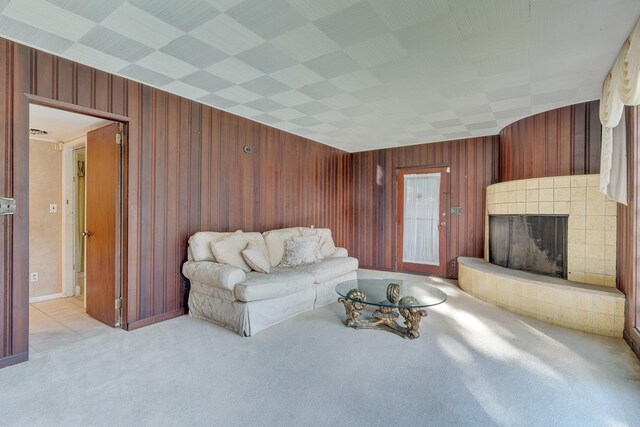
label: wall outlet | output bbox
[30,272,38,282]
[49,203,57,213]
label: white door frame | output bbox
[62,135,86,297]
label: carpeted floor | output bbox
[1,270,639,427]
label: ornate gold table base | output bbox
[338,295,428,340]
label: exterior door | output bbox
[396,166,448,276]
[85,123,121,327]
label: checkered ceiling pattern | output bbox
[1,0,639,152]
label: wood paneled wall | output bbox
[617,106,640,359]
[346,137,498,277]
[0,39,349,367]
[499,101,601,181]
[199,110,349,239]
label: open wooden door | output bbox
[396,166,449,276]
[85,123,121,327]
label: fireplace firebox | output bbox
[489,215,568,279]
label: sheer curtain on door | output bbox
[402,173,441,265]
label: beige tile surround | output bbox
[485,174,616,287]
[458,257,625,337]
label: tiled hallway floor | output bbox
[29,297,115,354]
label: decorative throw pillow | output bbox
[278,240,322,268]
[242,241,271,274]
[211,234,252,272]
[301,229,336,257]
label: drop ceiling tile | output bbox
[226,0,307,39]
[329,70,381,93]
[531,89,578,106]
[315,2,389,47]
[320,93,360,110]
[198,93,237,109]
[129,0,219,32]
[312,110,348,123]
[190,13,264,56]
[441,130,472,139]
[241,76,290,97]
[454,103,496,117]
[305,51,362,79]
[80,26,153,62]
[181,70,233,92]
[46,0,125,23]
[368,0,450,31]
[466,120,498,130]
[270,108,305,121]
[251,113,282,125]
[298,81,343,100]
[450,0,530,37]
[393,16,463,53]
[404,123,435,133]
[225,104,262,117]
[288,0,361,21]
[294,101,332,115]
[344,34,407,68]
[473,49,529,77]
[101,3,184,50]
[4,0,94,41]
[367,57,427,83]
[160,35,228,68]
[493,106,531,120]
[203,0,243,11]
[236,43,297,73]
[431,118,463,129]
[486,84,531,102]
[269,64,324,88]
[446,93,490,110]
[162,80,209,99]
[214,85,262,104]
[206,57,264,85]
[63,43,129,73]
[119,64,174,87]
[459,112,496,124]
[245,97,285,113]
[136,51,199,79]
[290,116,322,127]
[0,15,73,53]
[271,24,339,62]
[268,90,314,107]
[308,123,337,133]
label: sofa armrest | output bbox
[182,261,246,292]
[331,247,348,257]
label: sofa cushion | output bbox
[211,232,268,273]
[294,256,359,283]
[263,227,302,266]
[234,271,314,302]
[300,228,337,257]
[242,241,271,274]
[278,240,323,267]
[188,231,236,262]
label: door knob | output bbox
[440,222,446,227]
[82,230,91,237]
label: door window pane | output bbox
[403,173,440,265]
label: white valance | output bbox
[599,18,640,205]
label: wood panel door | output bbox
[85,123,121,327]
[396,166,449,276]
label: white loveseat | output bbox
[182,227,358,336]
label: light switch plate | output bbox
[49,203,57,213]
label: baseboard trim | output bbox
[29,293,64,303]
[126,308,186,331]
[0,352,28,369]
[623,328,640,361]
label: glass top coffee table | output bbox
[336,279,447,339]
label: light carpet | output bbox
[0,269,639,427]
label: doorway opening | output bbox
[28,104,123,353]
